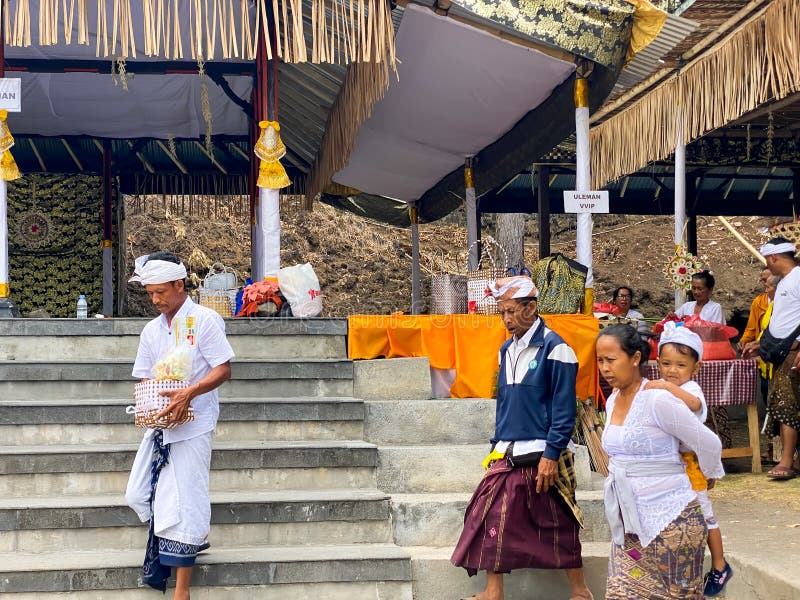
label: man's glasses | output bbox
[616,294,632,299]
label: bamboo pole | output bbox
[717,216,767,265]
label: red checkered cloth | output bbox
[645,358,757,407]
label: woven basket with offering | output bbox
[128,380,194,429]
[127,345,195,429]
[466,236,508,315]
[198,262,239,317]
[769,220,800,245]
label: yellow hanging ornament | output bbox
[0,110,20,181]
[1,151,21,181]
[0,110,15,154]
[254,120,291,189]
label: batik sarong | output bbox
[605,502,706,600]
[768,350,800,431]
[451,451,583,575]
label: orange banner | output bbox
[348,314,600,400]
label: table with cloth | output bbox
[347,314,600,401]
[646,358,761,473]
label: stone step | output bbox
[0,397,365,445]
[389,490,609,547]
[0,489,393,552]
[0,441,377,497]
[0,544,412,595]
[0,318,348,361]
[364,399,494,445]
[0,359,354,400]
[3,582,414,600]
[377,445,601,494]
[408,543,610,600]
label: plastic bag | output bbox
[278,263,323,317]
[152,345,193,381]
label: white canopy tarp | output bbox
[332,3,575,202]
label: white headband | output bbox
[128,255,188,285]
[760,242,796,257]
[486,276,538,300]
[659,321,703,361]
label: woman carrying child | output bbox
[646,322,732,597]
[596,324,725,599]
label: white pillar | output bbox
[574,77,593,312]
[410,203,421,314]
[257,186,281,279]
[465,158,479,271]
[674,118,686,310]
[0,178,7,299]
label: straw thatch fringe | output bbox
[591,0,800,190]
[2,0,395,65]
[304,55,393,208]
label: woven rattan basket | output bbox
[466,237,508,315]
[769,221,800,245]
[128,380,195,429]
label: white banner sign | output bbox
[563,190,609,213]
[0,79,21,112]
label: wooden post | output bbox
[537,165,551,259]
[793,168,800,217]
[410,203,421,314]
[102,140,113,316]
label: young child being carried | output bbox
[644,321,732,597]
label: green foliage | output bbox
[8,174,104,317]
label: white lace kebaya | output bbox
[602,381,724,548]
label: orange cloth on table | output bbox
[680,451,708,491]
[739,293,769,346]
[347,314,600,400]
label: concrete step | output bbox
[0,544,412,595]
[0,397,365,445]
[408,543,610,600]
[0,359,354,400]
[364,399,494,445]
[377,444,487,494]
[389,490,609,547]
[377,445,601,494]
[0,317,348,361]
[0,440,377,497]
[0,489,393,552]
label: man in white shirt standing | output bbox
[125,251,234,599]
[759,238,800,480]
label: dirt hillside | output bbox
[124,197,775,330]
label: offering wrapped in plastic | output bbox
[152,345,193,380]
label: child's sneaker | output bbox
[704,561,733,597]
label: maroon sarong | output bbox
[451,458,582,575]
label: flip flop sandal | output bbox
[767,466,797,480]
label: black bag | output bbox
[504,444,543,468]
[759,321,800,366]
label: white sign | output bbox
[563,190,609,213]
[0,79,21,112]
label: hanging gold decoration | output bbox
[255,121,290,189]
[0,110,20,181]
[4,0,396,65]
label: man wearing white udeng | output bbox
[125,251,234,599]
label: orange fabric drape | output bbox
[348,314,600,401]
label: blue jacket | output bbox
[494,319,578,461]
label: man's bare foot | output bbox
[568,590,594,600]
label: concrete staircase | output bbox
[362,397,612,599]
[0,318,412,599]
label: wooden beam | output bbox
[127,141,155,174]
[28,139,47,171]
[60,138,84,171]
[194,141,228,176]
[155,140,189,175]
[537,166,551,259]
[229,143,251,161]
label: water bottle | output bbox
[76,294,88,319]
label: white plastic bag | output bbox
[278,263,323,317]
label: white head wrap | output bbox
[759,242,796,257]
[128,254,188,285]
[486,276,538,300]
[659,321,703,361]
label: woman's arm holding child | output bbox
[644,379,702,412]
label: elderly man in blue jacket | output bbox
[451,276,592,600]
